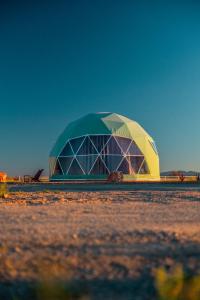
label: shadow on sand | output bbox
[0,277,155,300]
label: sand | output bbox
[0,189,200,299]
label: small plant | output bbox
[0,183,9,198]
[155,264,200,300]
[107,171,123,183]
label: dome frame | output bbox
[49,113,160,181]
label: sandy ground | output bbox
[0,189,200,299]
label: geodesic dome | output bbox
[49,112,160,181]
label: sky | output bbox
[1,0,200,176]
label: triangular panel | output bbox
[90,157,109,175]
[101,136,123,155]
[103,121,124,133]
[76,155,98,174]
[117,158,131,174]
[102,113,124,123]
[77,136,98,155]
[58,157,73,174]
[68,158,84,175]
[127,156,144,174]
[101,155,122,172]
[70,136,85,154]
[60,142,73,156]
[114,136,132,154]
[114,124,132,140]
[139,160,150,174]
[89,135,110,153]
[126,141,143,156]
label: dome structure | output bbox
[49,112,160,181]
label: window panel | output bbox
[76,155,98,174]
[126,141,142,156]
[68,158,84,175]
[70,137,85,154]
[90,157,109,175]
[58,157,73,174]
[77,136,98,155]
[101,136,123,155]
[114,136,131,154]
[139,160,150,174]
[101,155,122,172]
[60,142,73,156]
[89,135,110,153]
[117,158,131,174]
[127,156,144,174]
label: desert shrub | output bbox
[107,171,123,183]
[155,264,200,300]
[0,183,8,198]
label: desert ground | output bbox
[0,183,200,300]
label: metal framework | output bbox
[51,134,149,177]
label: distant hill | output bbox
[161,171,199,176]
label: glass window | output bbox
[89,135,110,153]
[117,158,131,174]
[70,136,85,154]
[114,136,131,153]
[60,142,74,156]
[68,158,84,175]
[101,155,122,172]
[76,155,98,174]
[127,156,144,173]
[126,141,142,156]
[54,134,148,177]
[58,157,73,174]
[77,136,98,155]
[139,160,150,174]
[101,136,123,155]
[90,157,109,175]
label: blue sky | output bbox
[1,0,200,175]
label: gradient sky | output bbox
[1,0,200,176]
